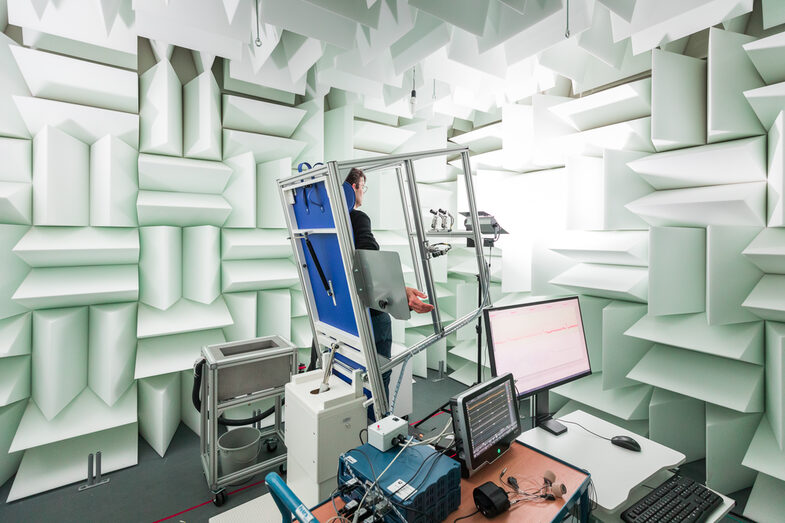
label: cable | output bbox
[398,443,454,503]
[452,509,479,522]
[390,354,411,414]
[254,0,262,46]
[346,448,377,485]
[353,437,414,523]
[557,419,612,441]
[388,500,430,523]
[330,487,344,520]
[409,417,453,446]
[359,428,368,445]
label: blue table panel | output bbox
[291,180,359,337]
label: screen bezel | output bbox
[484,296,592,398]
[455,373,521,475]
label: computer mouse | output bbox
[611,435,641,452]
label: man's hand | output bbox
[406,287,434,314]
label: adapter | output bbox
[368,416,408,452]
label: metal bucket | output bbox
[218,427,261,476]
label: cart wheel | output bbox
[213,490,227,507]
[266,438,278,452]
[279,463,286,475]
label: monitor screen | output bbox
[450,373,520,477]
[485,296,591,397]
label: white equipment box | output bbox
[368,415,408,452]
[284,370,367,507]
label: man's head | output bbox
[345,167,366,208]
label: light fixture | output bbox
[409,66,417,115]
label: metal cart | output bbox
[197,335,297,506]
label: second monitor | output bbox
[484,296,591,435]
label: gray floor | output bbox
[0,371,756,522]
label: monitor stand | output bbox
[534,390,567,436]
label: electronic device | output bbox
[368,416,408,452]
[337,443,461,522]
[611,435,641,452]
[449,373,521,478]
[485,296,591,435]
[460,211,508,247]
[541,470,567,500]
[621,474,722,523]
[473,482,510,517]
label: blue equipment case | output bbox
[337,443,461,522]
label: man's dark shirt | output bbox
[350,209,379,250]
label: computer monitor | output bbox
[449,373,521,478]
[484,296,591,435]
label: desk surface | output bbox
[451,442,588,523]
[592,468,736,523]
[313,441,589,522]
[518,410,685,512]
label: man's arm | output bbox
[406,287,434,313]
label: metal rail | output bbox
[278,145,489,418]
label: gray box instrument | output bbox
[353,249,411,321]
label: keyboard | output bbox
[621,475,723,523]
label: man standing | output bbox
[345,167,434,399]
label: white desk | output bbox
[208,492,279,523]
[518,410,734,522]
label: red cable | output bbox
[153,500,213,523]
[153,479,268,522]
[409,410,443,426]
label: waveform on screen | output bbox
[494,323,579,345]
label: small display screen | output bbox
[451,373,521,476]
[464,378,519,459]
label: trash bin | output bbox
[218,427,261,476]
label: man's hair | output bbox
[345,167,365,187]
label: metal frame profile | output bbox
[277,145,490,420]
[199,337,295,494]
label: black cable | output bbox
[359,428,368,445]
[330,486,341,518]
[389,500,431,523]
[388,448,440,496]
[452,509,479,522]
[346,448,378,485]
[558,419,612,441]
[192,359,279,426]
[399,444,454,503]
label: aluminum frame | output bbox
[277,145,489,420]
[198,339,295,495]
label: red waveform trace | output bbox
[544,324,578,334]
[496,323,579,344]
